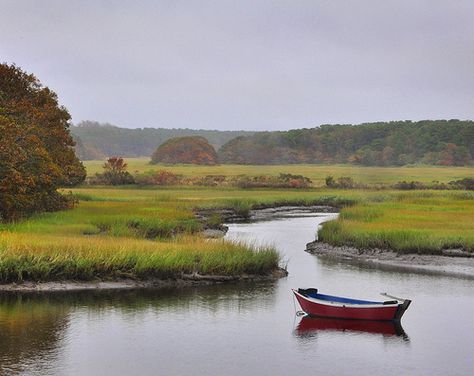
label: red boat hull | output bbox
[293,290,409,321]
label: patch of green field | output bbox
[83,158,474,185]
[319,191,474,253]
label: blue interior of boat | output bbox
[305,292,383,305]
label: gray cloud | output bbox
[1,0,473,130]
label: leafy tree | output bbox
[0,63,86,221]
[151,136,218,165]
[99,157,135,185]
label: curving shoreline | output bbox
[4,203,473,292]
[0,269,288,292]
[306,240,474,280]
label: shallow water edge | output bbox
[306,240,474,280]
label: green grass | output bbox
[0,233,278,282]
[1,162,474,283]
[319,191,474,253]
[84,158,474,185]
[1,187,300,283]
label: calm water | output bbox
[1,213,474,375]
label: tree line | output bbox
[218,120,474,166]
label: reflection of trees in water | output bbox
[0,282,277,373]
[0,293,71,375]
[45,282,277,316]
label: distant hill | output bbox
[71,121,255,160]
[151,136,218,165]
[218,120,474,166]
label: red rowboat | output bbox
[292,288,411,321]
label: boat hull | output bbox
[293,289,410,321]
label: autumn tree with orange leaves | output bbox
[0,63,86,221]
[151,136,218,165]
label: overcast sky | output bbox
[1,0,473,130]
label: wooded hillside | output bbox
[151,136,218,165]
[72,121,254,160]
[218,120,474,166]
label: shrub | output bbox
[449,178,474,190]
[325,176,356,189]
[191,175,228,186]
[135,170,182,186]
[89,157,135,185]
[234,173,312,189]
[392,181,427,190]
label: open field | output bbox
[83,158,474,185]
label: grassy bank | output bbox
[319,191,474,253]
[0,233,278,282]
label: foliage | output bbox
[72,120,254,160]
[234,173,312,188]
[0,63,86,221]
[151,136,218,165]
[449,178,474,190]
[325,176,357,189]
[134,170,182,186]
[95,157,135,185]
[218,120,474,166]
[73,135,106,160]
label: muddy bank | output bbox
[0,268,288,292]
[306,241,474,280]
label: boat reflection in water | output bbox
[294,316,409,341]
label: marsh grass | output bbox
[2,180,474,283]
[319,191,474,253]
[0,187,291,283]
[0,233,279,283]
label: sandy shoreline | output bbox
[306,241,474,280]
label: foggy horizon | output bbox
[2,1,474,131]
[72,118,473,133]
